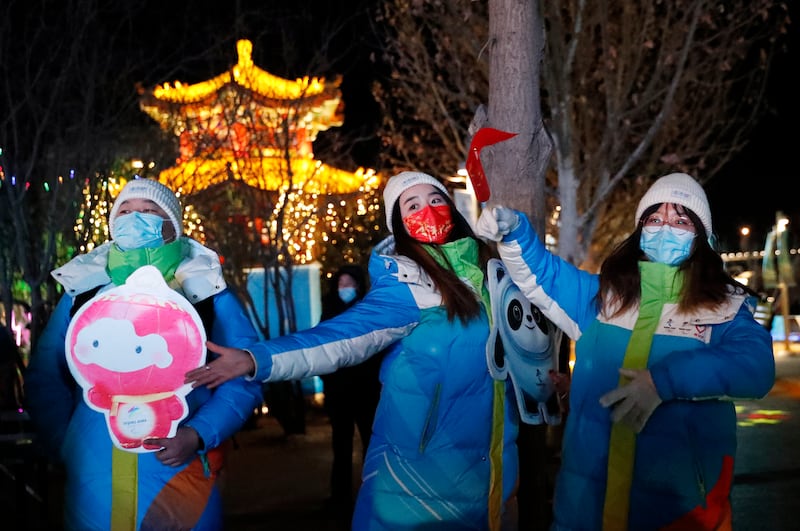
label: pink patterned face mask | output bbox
[402,204,454,244]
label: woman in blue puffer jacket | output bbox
[188,171,524,530]
[25,179,263,530]
[476,172,775,530]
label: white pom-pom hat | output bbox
[383,171,449,232]
[109,179,183,240]
[634,173,712,236]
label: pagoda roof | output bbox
[158,156,379,196]
[148,39,341,103]
[138,39,344,134]
[138,39,377,197]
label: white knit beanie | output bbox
[634,173,712,236]
[109,179,183,240]
[383,171,449,232]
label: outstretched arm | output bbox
[185,340,256,390]
[186,259,423,393]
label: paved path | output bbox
[222,407,356,531]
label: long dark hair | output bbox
[390,193,495,323]
[598,203,752,317]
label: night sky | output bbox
[706,4,799,251]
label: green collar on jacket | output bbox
[639,260,684,304]
[107,239,185,286]
[423,237,491,316]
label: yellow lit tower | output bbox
[137,39,382,266]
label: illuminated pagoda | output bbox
[137,39,381,264]
[139,39,376,195]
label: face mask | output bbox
[113,212,165,251]
[338,287,358,304]
[640,225,696,266]
[402,204,454,244]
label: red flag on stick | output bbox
[465,128,518,202]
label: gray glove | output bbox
[476,206,520,242]
[599,368,662,433]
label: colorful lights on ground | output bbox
[736,403,791,427]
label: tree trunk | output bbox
[487,1,553,527]
[486,0,551,231]
[555,156,581,264]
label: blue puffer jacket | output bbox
[24,239,263,531]
[495,214,775,530]
[247,236,519,530]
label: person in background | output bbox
[186,171,526,530]
[0,325,25,413]
[319,264,384,520]
[24,178,263,530]
[476,172,775,530]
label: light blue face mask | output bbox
[113,212,165,251]
[640,225,696,266]
[338,287,358,304]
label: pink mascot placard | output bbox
[65,265,206,453]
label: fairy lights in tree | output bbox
[74,170,206,254]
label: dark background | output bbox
[707,3,799,251]
[13,0,792,252]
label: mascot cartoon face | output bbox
[486,259,562,425]
[65,265,206,452]
[501,287,552,358]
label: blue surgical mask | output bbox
[338,287,358,304]
[640,225,696,266]
[113,212,165,251]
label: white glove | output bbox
[476,206,520,242]
[599,368,662,433]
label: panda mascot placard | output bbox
[486,258,562,425]
[65,265,206,452]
